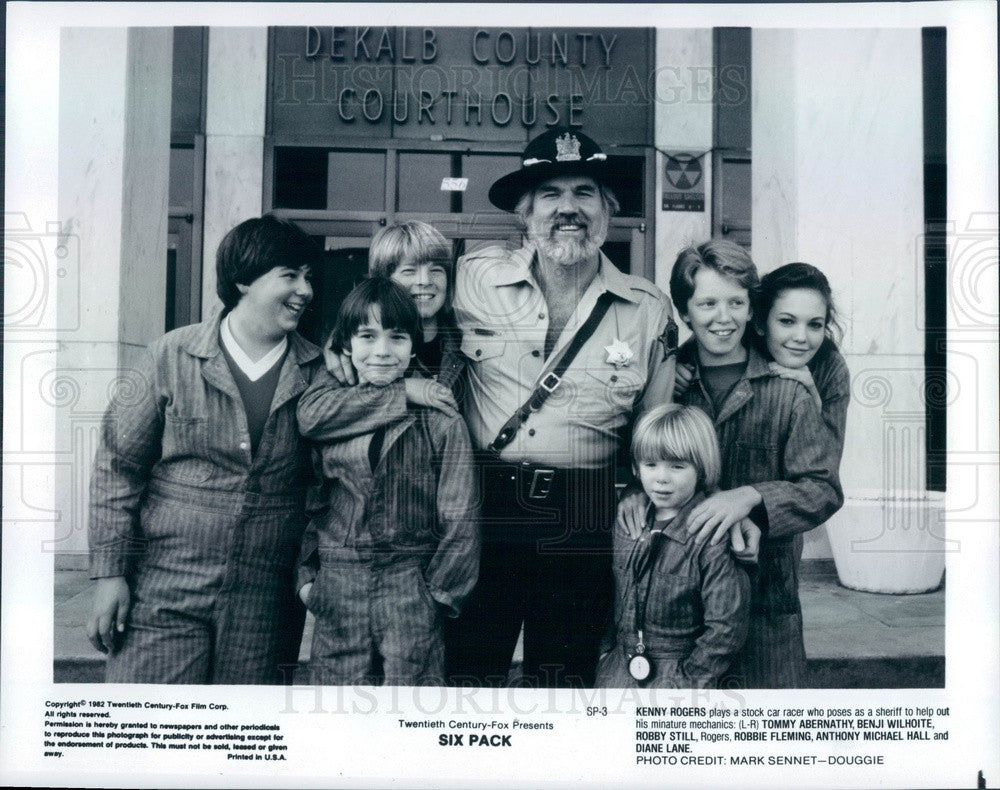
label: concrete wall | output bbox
[48,26,272,559]
[200,27,269,318]
[752,29,929,563]
[53,28,173,559]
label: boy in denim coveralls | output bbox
[296,278,479,685]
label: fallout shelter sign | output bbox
[662,152,705,212]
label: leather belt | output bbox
[477,456,614,504]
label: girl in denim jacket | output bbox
[752,263,851,464]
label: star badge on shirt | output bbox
[604,338,634,368]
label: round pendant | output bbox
[628,653,652,682]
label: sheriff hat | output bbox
[488,128,621,212]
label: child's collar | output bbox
[647,490,707,544]
[688,343,772,383]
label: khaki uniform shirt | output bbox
[453,243,675,468]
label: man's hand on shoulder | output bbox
[404,377,458,418]
[324,340,356,386]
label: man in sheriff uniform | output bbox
[444,128,678,688]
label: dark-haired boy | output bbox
[296,277,479,686]
[87,215,323,684]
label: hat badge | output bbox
[555,132,582,162]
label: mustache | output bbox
[546,213,586,226]
[535,236,600,266]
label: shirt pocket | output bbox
[733,441,779,478]
[612,531,635,579]
[159,414,215,484]
[645,573,700,632]
[325,486,365,547]
[567,366,644,425]
[390,472,438,546]
[258,407,308,488]
[459,327,506,362]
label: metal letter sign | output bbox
[662,152,705,212]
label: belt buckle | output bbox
[527,468,556,500]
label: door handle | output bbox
[721,221,751,235]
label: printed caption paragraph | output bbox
[42,700,288,761]
[631,704,951,767]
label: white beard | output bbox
[527,213,609,268]
[535,235,598,267]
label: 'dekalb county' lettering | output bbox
[304,27,619,68]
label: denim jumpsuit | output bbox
[681,345,844,688]
[596,493,750,689]
[88,314,322,684]
[296,373,480,685]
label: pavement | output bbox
[54,560,943,687]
